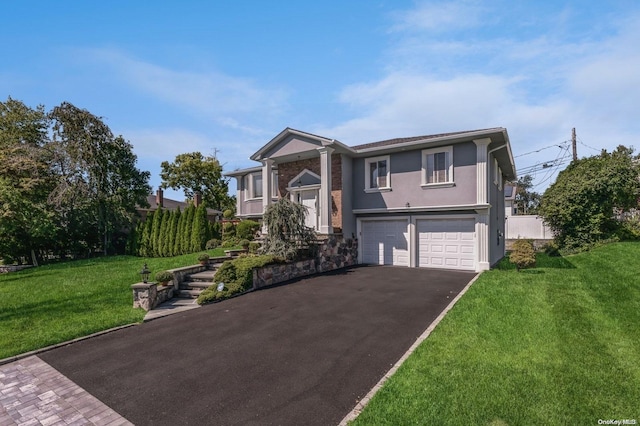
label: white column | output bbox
[261,159,274,233]
[317,146,334,234]
[474,138,492,271]
[261,159,274,211]
[473,138,491,205]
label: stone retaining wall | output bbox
[0,265,33,274]
[253,236,358,289]
[131,263,207,311]
[132,283,174,311]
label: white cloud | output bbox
[390,0,484,33]
[317,3,640,190]
[85,48,288,132]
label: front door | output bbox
[298,190,318,229]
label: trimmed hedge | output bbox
[196,255,280,304]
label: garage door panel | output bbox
[417,219,476,271]
[361,220,409,266]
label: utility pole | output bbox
[572,127,577,161]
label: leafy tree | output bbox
[261,198,317,261]
[160,152,233,212]
[539,146,640,249]
[0,98,57,263]
[514,174,541,215]
[48,102,150,255]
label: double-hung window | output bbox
[365,155,391,192]
[422,147,453,187]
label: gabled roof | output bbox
[250,127,353,161]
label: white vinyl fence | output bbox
[506,215,553,240]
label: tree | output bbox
[0,98,56,263]
[539,146,640,249]
[180,204,196,254]
[48,102,150,255]
[514,175,541,215]
[160,152,233,211]
[261,198,317,261]
[191,204,209,252]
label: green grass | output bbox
[353,242,640,425]
[0,249,229,360]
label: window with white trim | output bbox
[364,156,390,191]
[422,146,453,186]
[245,171,278,199]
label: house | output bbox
[137,188,222,223]
[226,127,516,272]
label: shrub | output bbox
[154,270,174,283]
[509,239,536,271]
[222,221,236,238]
[197,253,210,262]
[541,241,561,257]
[221,238,239,248]
[248,241,261,254]
[236,220,260,240]
[197,255,279,304]
[205,238,221,249]
[239,239,250,249]
[223,209,234,219]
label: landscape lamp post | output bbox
[140,263,150,283]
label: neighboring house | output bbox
[226,127,516,272]
[137,188,222,222]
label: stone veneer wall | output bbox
[253,236,358,289]
[132,283,174,311]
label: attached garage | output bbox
[359,216,477,271]
[360,219,409,266]
[416,218,475,271]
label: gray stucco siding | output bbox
[262,135,322,160]
[351,142,478,211]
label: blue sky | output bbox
[3,0,639,200]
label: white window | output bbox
[365,155,391,192]
[244,171,278,200]
[422,147,453,187]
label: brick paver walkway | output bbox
[0,356,132,425]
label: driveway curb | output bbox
[0,323,139,366]
[338,272,481,425]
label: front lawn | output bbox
[0,249,228,360]
[352,242,640,424]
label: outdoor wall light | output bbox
[140,263,151,283]
[405,202,410,208]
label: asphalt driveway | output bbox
[40,265,475,425]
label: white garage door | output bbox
[361,220,409,266]
[417,219,475,270]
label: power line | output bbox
[514,139,571,158]
[577,138,601,153]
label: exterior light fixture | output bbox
[405,202,410,208]
[140,263,151,283]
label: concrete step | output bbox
[188,270,216,282]
[176,289,203,299]
[179,281,213,291]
